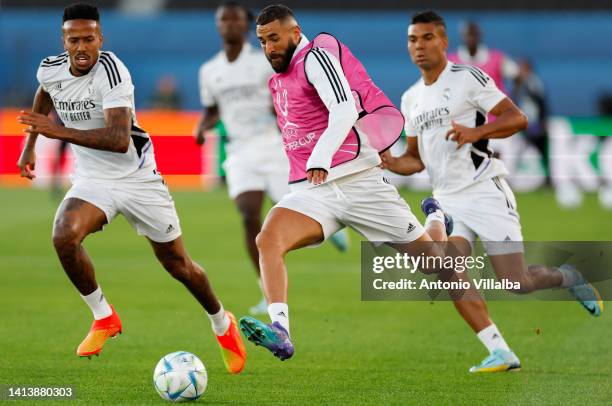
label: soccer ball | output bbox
[153,351,208,402]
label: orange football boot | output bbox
[77,305,122,358]
[215,311,247,374]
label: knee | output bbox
[419,246,446,275]
[420,265,439,275]
[255,229,286,257]
[52,218,82,253]
[159,252,192,282]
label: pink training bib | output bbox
[270,33,404,183]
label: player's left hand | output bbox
[307,168,328,185]
[17,111,61,138]
[446,121,483,149]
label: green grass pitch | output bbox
[1,187,610,404]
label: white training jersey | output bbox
[36,51,157,181]
[198,43,282,155]
[401,61,509,197]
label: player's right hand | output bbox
[379,149,424,176]
[17,147,36,180]
[307,168,328,185]
[194,129,206,145]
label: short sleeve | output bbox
[466,67,507,114]
[36,66,48,92]
[198,65,216,108]
[36,53,68,92]
[400,90,417,137]
[96,52,133,110]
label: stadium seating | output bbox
[1,11,611,115]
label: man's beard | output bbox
[269,40,298,73]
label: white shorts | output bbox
[223,148,290,202]
[275,167,425,243]
[63,177,182,243]
[436,176,524,255]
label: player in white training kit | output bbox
[382,11,603,373]
[194,2,348,315]
[16,3,246,373]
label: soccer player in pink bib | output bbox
[238,4,453,361]
[194,1,349,316]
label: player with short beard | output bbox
[194,1,349,316]
[239,4,453,361]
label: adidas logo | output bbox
[492,333,499,339]
[504,236,512,242]
[277,311,287,318]
[166,224,174,233]
[407,223,416,233]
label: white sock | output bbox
[424,209,445,229]
[477,324,511,353]
[81,286,112,320]
[207,303,230,336]
[559,264,583,288]
[268,302,290,335]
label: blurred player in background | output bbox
[383,10,603,373]
[150,74,182,110]
[512,59,550,184]
[194,1,349,315]
[449,21,518,96]
[50,139,69,197]
[16,3,246,373]
[239,4,453,362]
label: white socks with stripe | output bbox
[80,286,112,320]
[477,324,511,353]
[268,302,290,335]
[208,303,231,336]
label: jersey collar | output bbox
[423,60,451,87]
[290,34,310,64]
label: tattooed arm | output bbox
[18,107,131,153]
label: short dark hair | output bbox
[63,3,99,23]
[218,1,254,23]
[411,10,446,29]
[256,4,294,26]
